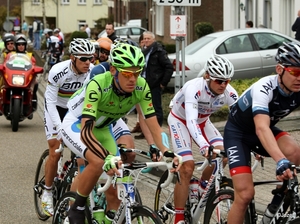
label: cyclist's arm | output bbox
[44,72,62,129]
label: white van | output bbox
[126,19,142,27]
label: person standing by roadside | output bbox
[246,20,253,28]
[105,23,118,42]
[292,9,300,41]
[33,18,41,50]
[28,23,33,42]
[85,24,91,38]
[13,16,21,34]
[22,20,28,38]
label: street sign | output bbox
[170,15,186,36]
[156,0,201,6]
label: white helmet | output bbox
[69,38,95,55]
[204,55,234,79]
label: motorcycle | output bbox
[0,53,43,132]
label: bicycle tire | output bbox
[52,191,91,224]
[203,189,250,224]
[123,205,163,224]
[33,149,50,221]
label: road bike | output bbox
[204,164,300,224]
[52,148,176,224]
[33,143,78,221]
[154,147,260,224]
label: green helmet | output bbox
[110,43,145,68]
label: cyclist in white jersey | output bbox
[41,38,95,216]
[169,55,238,224]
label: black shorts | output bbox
[224,120,287,176]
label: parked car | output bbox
[168,28,300,88]
[98,26,147,43]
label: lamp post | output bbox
[7,0,9,21]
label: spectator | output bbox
[246,20,253,28]
[22,20,28,38]
[28,23,33,42]
[14,16,21,33]
[292,10,300,41]
[58,28,64,42]
[85,24,91,38]
[33,18,41,50]
[105,23,118,42]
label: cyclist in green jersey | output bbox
[60,43,182,224]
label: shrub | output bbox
[195,22,214,39]
[164,44,176,54]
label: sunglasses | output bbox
[283,67,300,77]
[74,55,94,62]
[17,43,25,46]
[117,68,143,78]
[210,77,231,85]
[6,42,14,46]
[100,49,110,56]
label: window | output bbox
[78,0,86,4]
[155,5,164,36]
[94,0,102,4]
[253,33,289,50]
[218,35,252,54]
[61,0,70,4]
[32,0,40,4]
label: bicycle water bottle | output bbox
[260,204,278,224]
[198,179,208,199]
[102,210,116,224]
[189,178,199,203]
[92,206,105,224]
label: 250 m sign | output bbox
[156,0,201,6]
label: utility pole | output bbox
[7,0,9,21]
[42,0,47,28]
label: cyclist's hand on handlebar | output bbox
[149,144,161,161]
[199,145,210,157]
[103,155,122,176]
[276,158,293,181]
[163,151,182,172]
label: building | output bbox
[21,0,108,34]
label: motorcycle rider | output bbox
[14,34,39,114]
[41,38,95,217]
[0,33,15,64]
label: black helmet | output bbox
[275,42,300,67]
[113,37,139,47]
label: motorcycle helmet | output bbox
[69,38,95,55]
[3,33,15,51]
[15,34,28,52]
[110,43,145,68]
[204,54,234,79]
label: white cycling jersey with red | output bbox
[44,59,94,130]
[170,77,238,148]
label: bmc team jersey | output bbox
[67,71,156,127]
[44,59,94,129]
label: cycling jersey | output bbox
[224,75,300,175]
[85,61,110,84]
[44,59,94,137]
[62,71,156,158]
[169,77,238,162]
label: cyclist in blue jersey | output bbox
[61,43,182,224]
[224,42,300,224]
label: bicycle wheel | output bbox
[154,169,177,224]
[33,149,50,221]
[123,205,163,224]
[59,167,78,198]
[203,189,250,224]
[52,191,91,224]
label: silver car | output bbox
[98,26,147,43]
[168,28,300,87]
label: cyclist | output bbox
[60,43,182,224]
[44,28,63,67]
[224,42,300,224]
[168,54,238,224]
[41,38,95,217]
[0,33,15,64]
